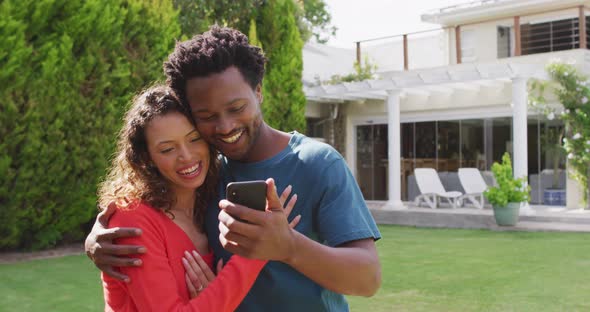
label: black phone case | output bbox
[226,180,267,211]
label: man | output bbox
[86,26,381,311]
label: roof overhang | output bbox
[421,0,589,27]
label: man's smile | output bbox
[219,129,244,144]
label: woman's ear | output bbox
[140,152,154,169]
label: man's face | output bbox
[185,66,263,162]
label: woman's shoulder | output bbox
[109,201,166,227]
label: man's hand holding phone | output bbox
[218,178,300,261]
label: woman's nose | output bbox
[177,144,191,161]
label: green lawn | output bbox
[348,226,590,312]
[0,252,103,311]
[1,226,589,311]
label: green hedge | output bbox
[0,0,180,250]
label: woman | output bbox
[97,85,298,311]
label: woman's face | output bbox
[145,111,210,194]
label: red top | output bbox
[102,202,265,312]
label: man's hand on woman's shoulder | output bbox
[85,203,146,282]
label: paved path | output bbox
[3,203,589,263]
[0,243,84,264]
[369,201,590,233]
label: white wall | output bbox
[302,43,356,85]
[305,101,329,118]
[460,18,512,63]
[362,31,450,73]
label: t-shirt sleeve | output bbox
[104,206,266,312]
[316,157,381,247]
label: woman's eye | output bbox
[191,137,202,142]
[161,148,173,154]
[199,115,215,121]
[230,105,245,113]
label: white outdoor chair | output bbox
[458,168,488,209]
[414,168,462,209]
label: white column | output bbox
[386,89,405,209]
[512,77,535,215]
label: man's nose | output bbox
[216,117,235,134]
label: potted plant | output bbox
[541,126,566,205]
[484,153,531,226]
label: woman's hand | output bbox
[183,251,223,299]
[184,184,300,298]
[279,185,301,229]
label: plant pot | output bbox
[492,202,521,226]
[543,189,566,206]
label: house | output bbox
[303,0,590,211]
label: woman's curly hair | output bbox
[97,85,219,229]
[163,25,266,108]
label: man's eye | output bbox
[191,137,202,142]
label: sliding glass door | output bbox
[356,124,388,200]
[355,116,565,204]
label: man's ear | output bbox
[255,84,263,104]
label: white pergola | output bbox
[305,62,550,213]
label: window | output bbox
[356,124,388,200]
[521,17,580,55]
[497,26,511,58]
[305,117,324,139]
[460,29,477,62]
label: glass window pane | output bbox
[461,119,485,170]
[415,121,436,169]
[401,123,414,201]
[491,117,512,165]
[373,125,388,200]
[355,124,388,201]
[437,121,461,172]
[356,125,373,200]
[528,118,540,176]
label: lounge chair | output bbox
[458,168,488,209]
[414,168,462,209]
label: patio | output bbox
[368,201,590,233]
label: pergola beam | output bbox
[303,62,549,104]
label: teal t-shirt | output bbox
[205,132,381,312]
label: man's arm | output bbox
[286,236,380,297]
[85,203,146,282]
[104,205,267,312]
[87,186,298,282]
[218,178,381,297]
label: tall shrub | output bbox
[258,0,306,133]
[0,0,180,249]
[172,0,335,43]
[530,62,590,208]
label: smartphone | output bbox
[226,180,267,211]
